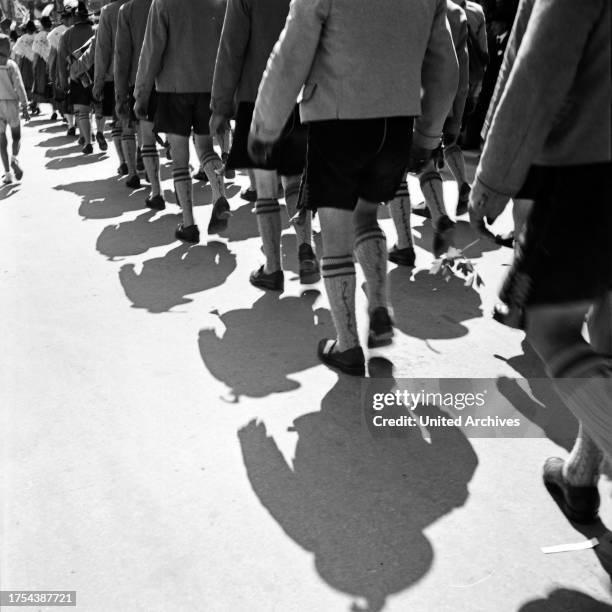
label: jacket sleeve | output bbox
[134,0,168,104]
[211,0,250,119]
[446,14,469,138]
[8,60,28,106]
[481,0,533,141]
[114,4,131,100]
[70,34,95,80]
[251,0,330,142]
[476,0,604,196]
[94,8,112,91]
[414,0,459,149]
[57,31,69,90]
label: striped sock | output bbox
[389,180,413,249]
[419,170,447,224]
[255,198,282,273]
[321,256,359,351]
[173,167,193,225]
[354,224,388,312]
[141,144,160,196]
[121,133,137,176]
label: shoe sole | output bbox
[317,349,365,377]
[175,234,199,244]
[249,277,284,292]
[543,478,599,525]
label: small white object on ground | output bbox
[541,537,599,554]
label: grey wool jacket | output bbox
[94,0,128,90]
[114,0,153,100]
[134,0,226,103]
[211,0,291,119]
[476,0,611,198]
[251,0,459,149]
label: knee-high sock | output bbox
[284,179,311,247]
[444,143,467,188]
[255,198,282,273]
[420,170,448,225]
[389,180,413,249]
[321,256,359,351]
[95,114,106,135]
[121,132,137,176]
[563,423,602,486]
[354,224,388,312]
[173,167,194,226]
[111,124,125,164]
[141,144,161,197]
[66,113,74,128]
[77,109,91,143]
[548,345,612,468]
[201,150,225,202]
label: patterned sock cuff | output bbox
[321,255,355,279]
[255,198,281,215]
[354,226,385,249]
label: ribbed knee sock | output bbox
[141,144,161,196]
[548,345,612,471]
[201,151,225,202]
[173,167,193,226]
[444,143,467,188]
[321,256,358,351]
[121,133,137,176]
[420,170,447,224]
[389,180,413,249]
[112,124,125,164]
[284,179,311,246]
[77,110,91,143]
[255,198,282,273]
[354,224,388,312]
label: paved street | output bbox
[2,117,611,611]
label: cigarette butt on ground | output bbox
[541,537,599,554]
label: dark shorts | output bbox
[299,116,414,211]
[227,102,306,176]
[127,87,158,124]
[154,92,211,137]
[100,81,115,118]
[69,79,92,107]
[499,162,612,323]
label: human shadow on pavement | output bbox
[238,363,478,612]
[56,178,146,219]
[494,340,578,451]
[414,220,502,259]
[0,183,20,200]
[37,134,77,148]
[198,291,333,399]
[518,588,612,611]
[46,152,106,170]
[96,211,180,259]
[119,241,236,313]
[389,267,483,340]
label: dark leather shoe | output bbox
[317,339,365,377]
[249,266,284,291]
[388,245,415,267]
[175,224,200,244]
[543,457,600,524]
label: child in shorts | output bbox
[0,34,29,184]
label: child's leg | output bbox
[0,127,9,174]
[10,124,21,157]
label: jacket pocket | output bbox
[298,83,317,103]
